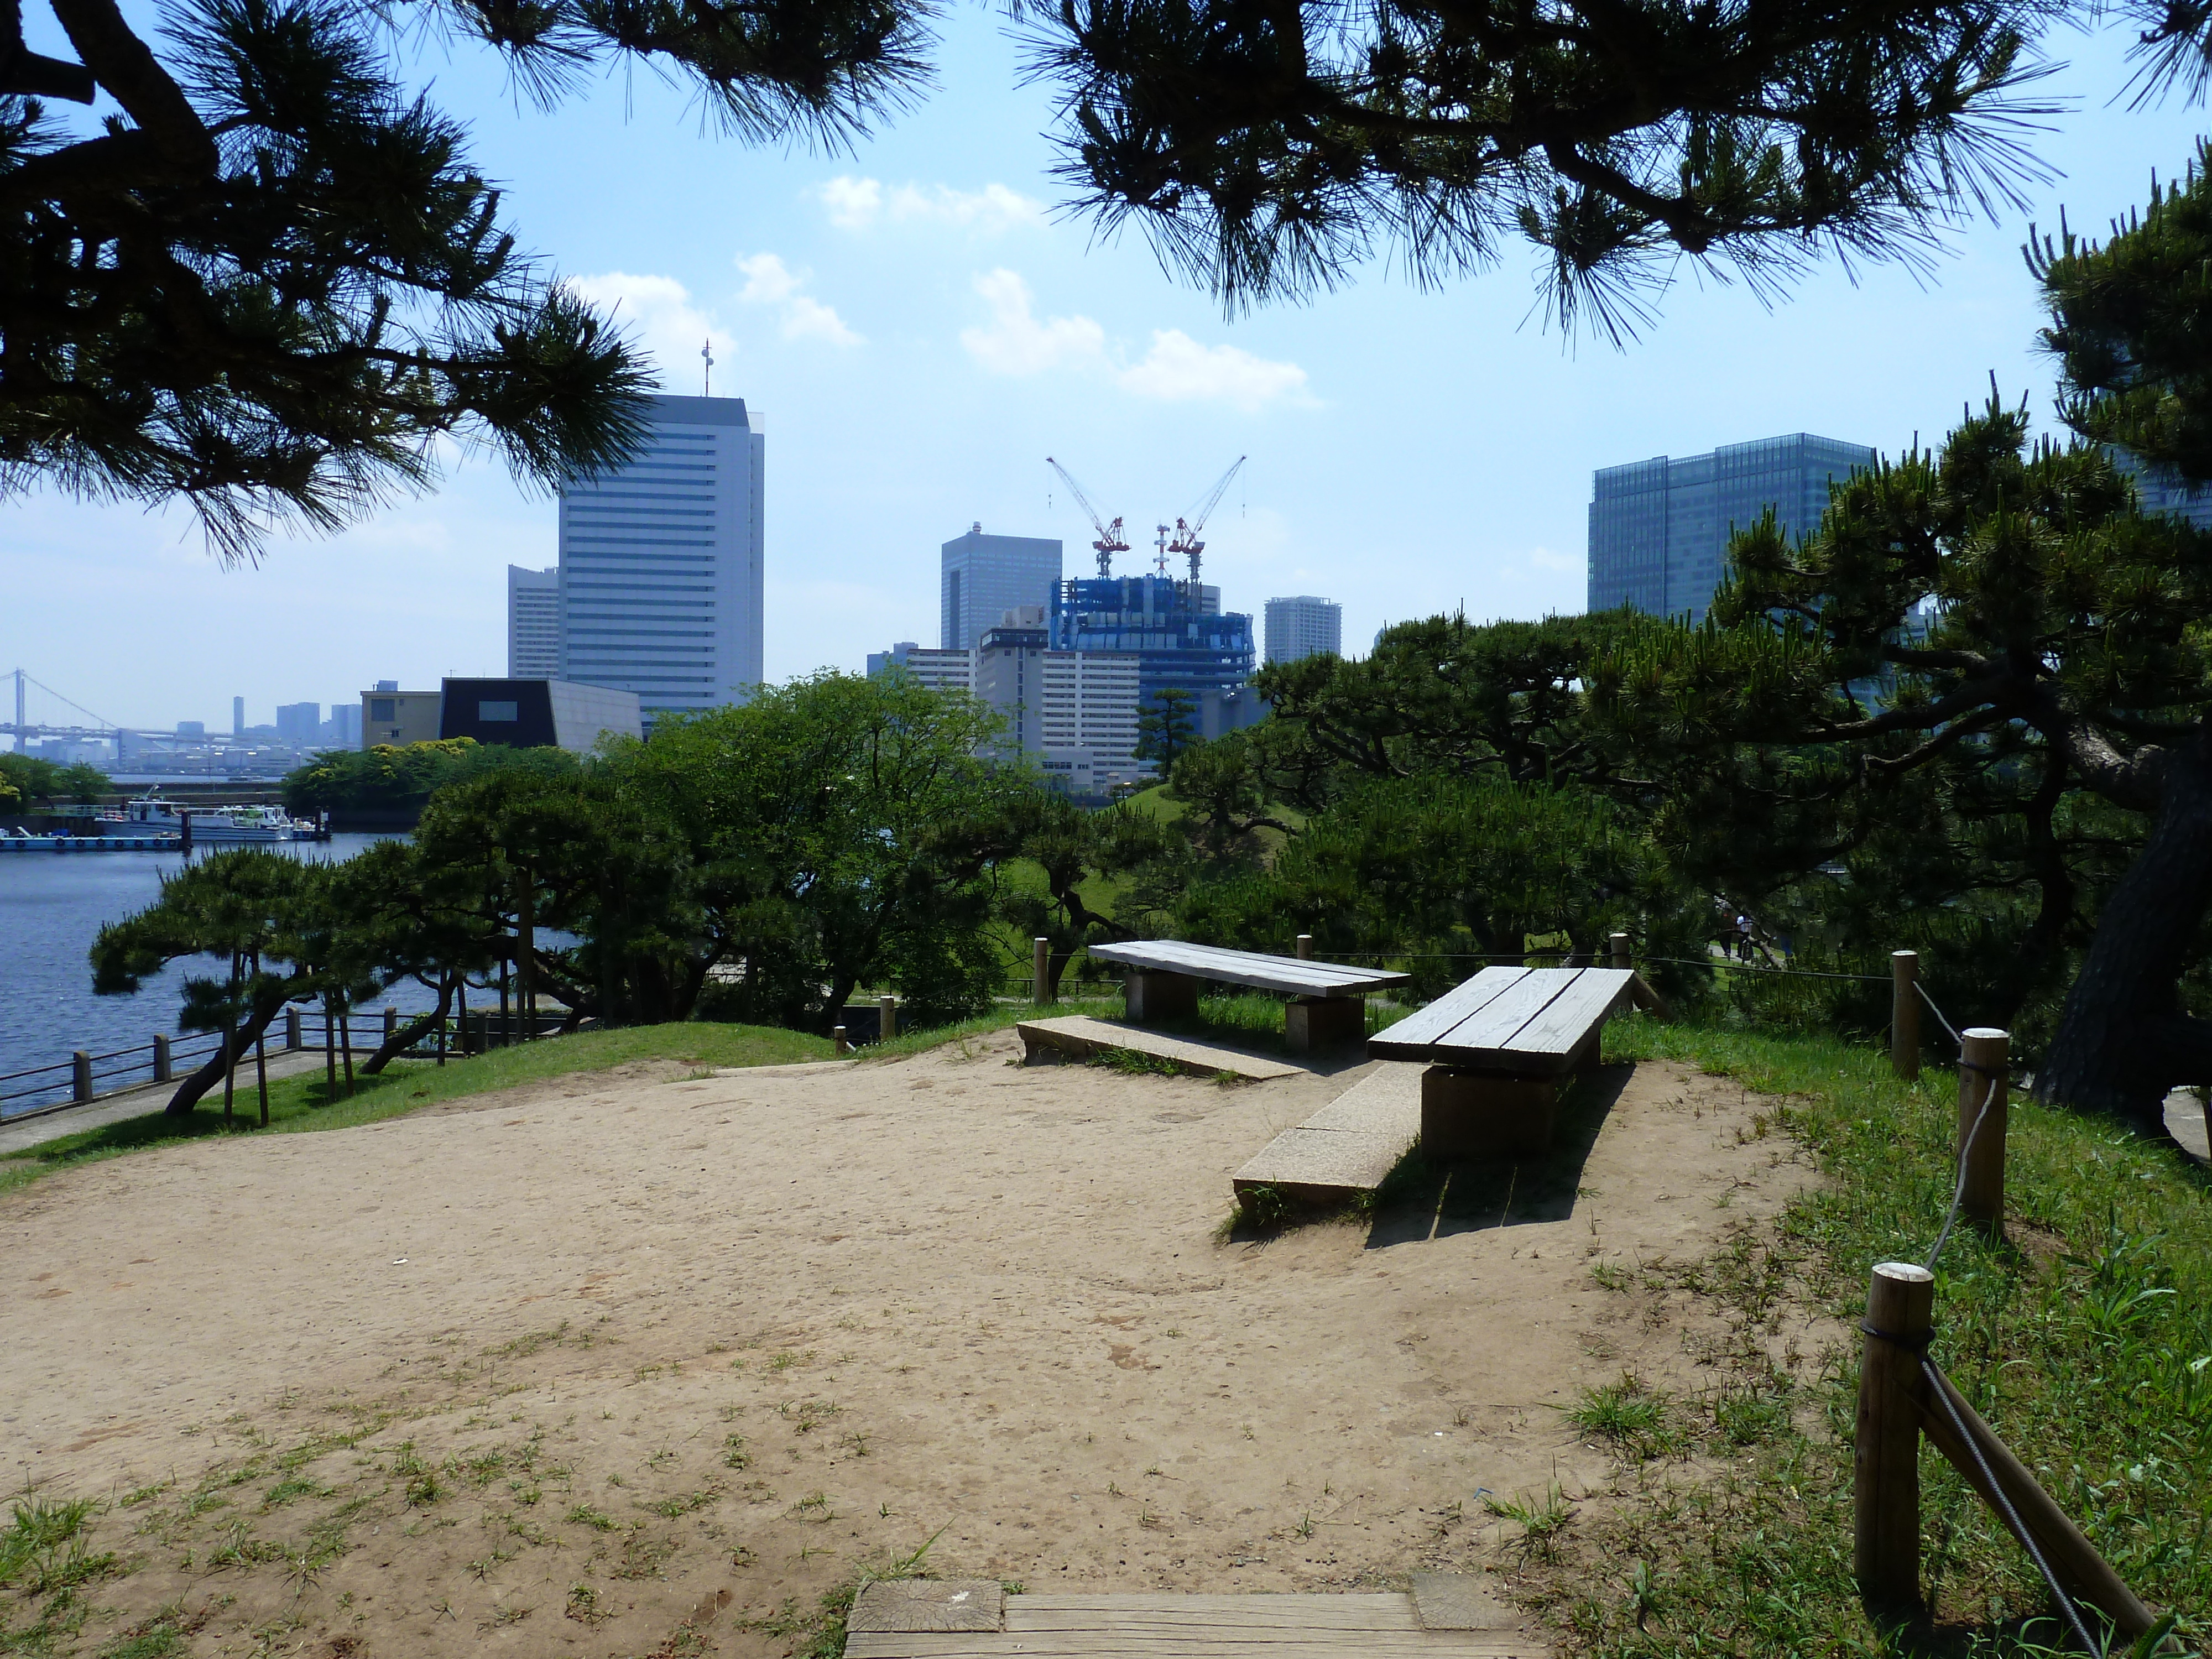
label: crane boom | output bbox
[1047,456,1130,578]
[1167,455,1246,585]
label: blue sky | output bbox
[4,4,2209,731]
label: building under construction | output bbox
[1043,457,1258,709]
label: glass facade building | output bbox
[941,528,1062,650]
[557,395,764,724]
[1588,432,1875,622]
[1047,574,1254,706]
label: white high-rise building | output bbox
[1264,595,1343,665]
[558,395,764,723]
[507,565,560,677]
[941,526,1061,649]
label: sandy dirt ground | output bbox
[0,1033,1824,1658]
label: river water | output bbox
[0,835,390,1113]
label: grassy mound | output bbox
[1546,1018,2210,1656]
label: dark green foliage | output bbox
[607,672,1025,1032]
[1178,774,1708,1000]
[1134,687,1198,767]
[279,739,576,818]
[1590,389,2212,1120]
[3,0,927,557]
[91,849,360,1113]
[1026,0,2062,337]
[0,752,106,808]
[1255,612,1662,808]
[2036,139,2212,487]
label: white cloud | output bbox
[959,270,1313,411]
[816,176,1044,233]
[959,269,1107,376]
[735,253,862,347]
[565,271,732,394]
[1118,329,1313,412]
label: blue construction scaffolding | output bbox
[1047,575,1256,706]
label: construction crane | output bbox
[1046,457,1130,578]
[1166,456,1246,585]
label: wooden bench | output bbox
[1367,966,1636,1157]
[1085,940,1411,1053]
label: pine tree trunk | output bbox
[2038,729,2212,1125]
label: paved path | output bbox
[1,1046,339,1155]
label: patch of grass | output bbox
[0,1021,832,1193]
[739,1527,943,1659]
[1484,1485,1576,1560]
[1563,1374,1681,1462]
[1516,1015,2212,1656]
[0,1492,117,1594]
[564,1504,617,1532]
[863,995,1125,1062]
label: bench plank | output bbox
[1087,940,1409,998]
[1372,967,1528,1051]
[1369,966,1634,1074]
[1435,969,1584,1053]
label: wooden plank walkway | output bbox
[846,1585,1547,1658]
[1231,1061,1424,1204]
[1367,967,1634,1076]
[1015,1016,1307,1081]
[1086,941,1410,999]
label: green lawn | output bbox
[1542,1015,2211,1657]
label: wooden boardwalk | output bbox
[845,1583,1548,1658]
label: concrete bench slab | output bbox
[1232,1061,1424,1205]
[1015,1016,1307,1082]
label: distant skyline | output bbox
[4,10,2208,728]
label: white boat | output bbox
[105,795,316,843]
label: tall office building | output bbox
[275,702,321,746]
[2114,449,2212,531]
[508,565,561,677]
[1263,596,1343,665]
[872,607,1146,798]
[559,394,764,724]
[941,526,1062,650]
[1588,432,1875,622]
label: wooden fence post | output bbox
[72,1051,92,1103]
[1296,934,1314,961]
[153,1034,171,1084]
[879,995,896,1043]
[1958,1027,2010,1235]
[1891,951,1920,1081]
[1610,932,1631,971]
[285,1008,301,1051]
[833,1025,850,1057]
[384,1007,397,1044]
[1855,1260,1934,1613]
[1034,937,1053,1005]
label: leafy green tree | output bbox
[1134,687,1198,769]
[1254,613,1662,810]
[1177,775,1708,1001]
[280,739,575,821]
[0,752,105,807]
[91,850,357,1114]
[605,672,1023,1031]
[1592,393,2212,1126]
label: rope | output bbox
[1642,956,1892,982]
[1922,1356,2105,1657]
[1914,979,1964,1051]
[1924,1074,1996,1275]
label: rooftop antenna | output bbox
[701,338,714,397]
